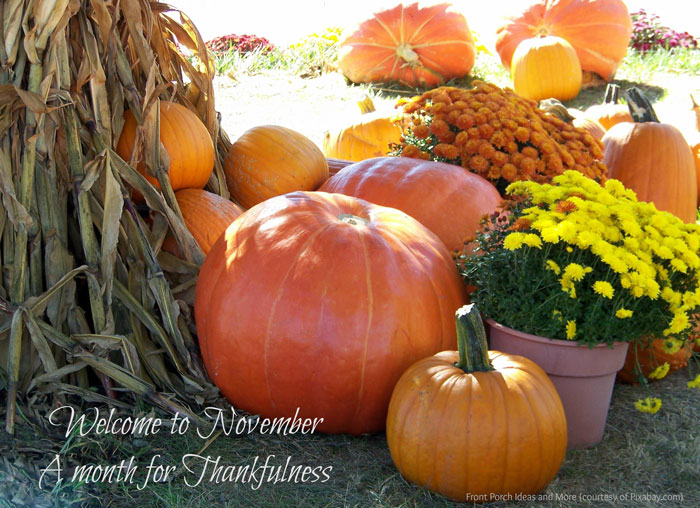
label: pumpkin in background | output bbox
[603,88,697,223]
[584,83,632,130]
[386,305,567,502]
[223,125,328,209]
[616,338,694,384]
[323,97,403,162]
[116,101,215,191]
[163,188,244,256]
[194,191,467,435]
[319,157,501,254]
[691,138,700,206]
[540,99,606,141]
[495,0,632,81]
[338,3,476,88]
[511,36,581,102]
[691,94,700,131]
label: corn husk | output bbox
[0,0,230,433]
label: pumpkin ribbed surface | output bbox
[194,191,467,435]
[116,101,215,191]
[386,349,567,500]
[584,103,632,130]
[323,113,402,162]
[495,0,632,81]
[338,3,476,88]
[223,125,329,209]
[319,157,501,253]
[172,189,244,254]
[603,122,697,223]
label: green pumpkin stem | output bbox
[454,304,494,373]
[624,87,660,123]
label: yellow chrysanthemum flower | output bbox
[523,233,543,248]
[563,263,588,282]
[545,259,560,275]
[634,397,662,414]
[503,233,525,250]
[663,312,689,336]
[648,362,670,380]
[565,320,576,340]
[688,374,700,389]
[615,308,633,319]
[593,281,614,299]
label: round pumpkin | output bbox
[616,338,694,384]
[603,89,697,223]
[116,101,215,191]
[688,135,700,206]
[386,305,567,501]
[194,191,467,435]
[495,0,631,81]
[319,157,501,254]
[223,125,328,209]
[540,100,606,141]
[164,188,244,256]
[583,83,632,130]
[512,36,581,102]
[338,3,476,88]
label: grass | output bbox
[2,364,699,507]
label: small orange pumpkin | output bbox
[323,97,403,162]
[603,88,697,223]
[223,125,328,209]
[584,83,632,131]
[116,101,215,192]
[540,99,606,141]
[511,35,582,102]
[166,188,244,256]
[386,304,567,501]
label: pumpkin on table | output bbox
[116,100,215,192]
[603,88,697,223]
[223,125,328,209]
[495,0,632,81]
[511,35,582,102]
[319,157,501,254]
[338,2,476,88]
[386,304,567,502]
[194,191,467,435]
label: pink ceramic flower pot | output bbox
[487,320,629,449]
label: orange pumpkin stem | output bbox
[454,304,494,372]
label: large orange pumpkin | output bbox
[338,3,476,88]
[616,338,694,384]
[386,305,567,501]
[319,157,501,254]
[603,88,697,223]
[223,125,328,209]
[194,191,467,435]
[511,35,582,102]
[495,0,632,81]
[116,101,215,191]
[167,188,244,255]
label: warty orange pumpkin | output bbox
[495,0,632,81]
[386,304,567,501]
[338,3,476,88]
[603,88,697,223]
[223,125,328,209]
[319,157,501,254]
[194,191,467,435]
[116,101,215,192]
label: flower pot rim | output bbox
[485,319,628,350]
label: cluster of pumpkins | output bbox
[113,1,700,502]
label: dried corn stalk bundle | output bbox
[0,0,229,433]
